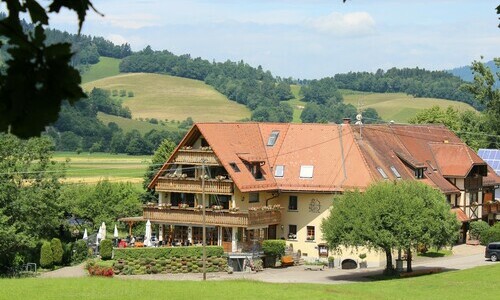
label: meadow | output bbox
[97,112,180,134]
[53,152,151,184]
[83,73,251,122]
[0,264,498,300]
[81,57,121,83]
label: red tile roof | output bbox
[451,208,470,223]
[149,122,500,194]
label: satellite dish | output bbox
[356,114,362,121]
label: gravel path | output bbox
[40,263,87,278]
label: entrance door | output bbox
[268,225,277,239]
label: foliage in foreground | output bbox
[262,240,286,258]
[0,264,499,300]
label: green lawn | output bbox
[0,264,498,300]
[81,57,121,84]
[285,85,305,123]
[53,152,151,184]
[83,73,251,122]
[97,112,179,135]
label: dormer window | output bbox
[300,165,314,178]
[415,168,424,179]
[267,131,280,146]
[247,163,264,180]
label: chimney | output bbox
[342,118,351,124]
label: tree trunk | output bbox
[384,247,394,275]
[406,247,413,273]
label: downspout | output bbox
[265,192,280,206]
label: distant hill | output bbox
[81,57,121,83]
[448,60,499,88]
[284,88,475,123]
[83,72,251,122]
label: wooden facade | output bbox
[143,206,281,229]
[155,178,233,195]
[174,149,220,166]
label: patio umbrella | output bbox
[114,224,119,238]
[96,231,102,246]
[144,220,152,247]
[101,222,106,240]
[83,228,88,240]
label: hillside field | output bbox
[97,112,180,135]
[81,57,121,83]
[83,73,251,122]
[53,152,151,184]
[285,87,475,123]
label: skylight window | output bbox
[390,166,401,179]
[377,167,388,179]
[275,165,284,178]
[267,131,280,146]
[300,165,314,178]
[229,163,240,172]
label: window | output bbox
[274,165,284,178]
[288,225,297,240]
[247,163,264,180]
[415,168,424,179]
[249,193,259,203]
[267,131,280,146]
[376,167,388,179]
[229,163,240,172]
[306,226,315,241]
[300,165,314,178]
[390,166,401,179]
[288,196,298,211]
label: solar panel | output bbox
[478,149,500,175]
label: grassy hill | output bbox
[81,57,121,83]
[97,112,179,134]
[83,73,251,122]
[342,90,475,122]
[284,87,475,123]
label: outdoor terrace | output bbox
[143,206,281,229]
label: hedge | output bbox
[73,240,89,263]
[113,246,227,275]
[262,240,286,258]
[481,223,500,245]
[50,238,63,265]
[114,246,224,260]
[100,240,113,260]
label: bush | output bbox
[114,246,224,260]
[63,242,73,265]
[470,220,490,242]
[100,239,113,260]
[262,240,286,258]
[40,242,53,268]
[481,223,500,245]
[73,239,89,263]
[50,238,63,266]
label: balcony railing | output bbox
[156,177,233,195]
[143,206,281,229]
[174,149,220,166]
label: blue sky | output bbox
[13,0,500,78]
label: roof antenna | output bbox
[355,113,363,139]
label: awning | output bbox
[451,208,470,223]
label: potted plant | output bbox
[359,253,367,268]
[328,256,335,269]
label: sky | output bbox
[8,0,500,79]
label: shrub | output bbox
[128,91,134,97]
[63,242,73,265]
[481,223,500,245]
[470,220,490,242]
[100,239,113,260]
[73,239,89,263]
[262,240,286,258]
[359,253,367,260]
[40,241,54,268]
[50,238,63,265]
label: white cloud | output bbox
[309,12,376,37]
[96,13,161,29]
[106,34,128,45]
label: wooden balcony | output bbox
[483,202,499,214]
[143,206,281,229]
[174,149,220,166]
[155,177,233,195]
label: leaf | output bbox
[25,0,49,25]
[48,0,102,34]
